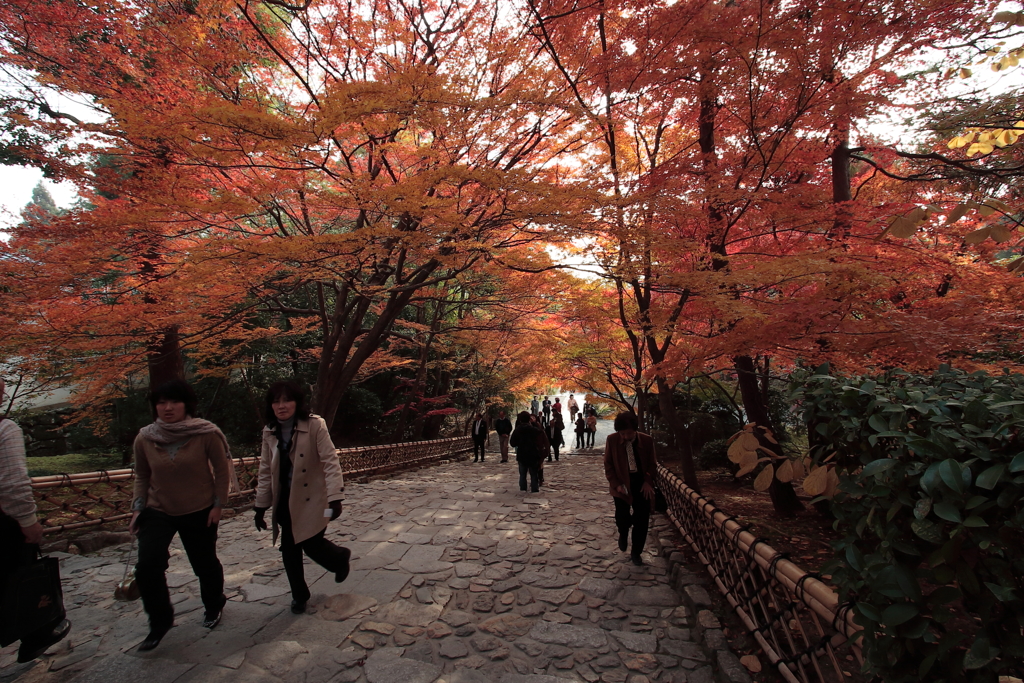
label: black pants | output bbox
[278,496,350,604]
[613,473,651,557]
[473,437,486,460]
[586,430,596,448]
[576,431,585,448]
[135,506,225,629]
[550,444,560,461]
[518,460,539,492]
[0,513,65,649]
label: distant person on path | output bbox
[574,414,586,449]
[0,378,72,663]
[603,411,657,566]
[531,414,550,486]
[254,381,350,616]
[542,396,551,422]
[546,414,565,462]
[130,380,232,651]
[586,410,598,448]
[510,412,544,492]
[494,410,513,463]
[470,413,489,462]
[530,396,540,416]
[567,394,579,423]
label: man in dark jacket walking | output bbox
[604,411,657,565]
[494,411,513,462]
[509,411,543,492]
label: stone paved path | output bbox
[1,422,752,683]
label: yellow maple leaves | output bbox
[948,124,1024,157]
[728,424,840,497]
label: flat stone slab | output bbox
[610,630,658,653]
[478,613,535,638]
[239,582,289,602]
[68,654,195,683]
[519,569,578,588]
[618,585,679,607]
[364,648,441,683]
[546,545,584,561]
[375,599,443,627]
[244,641,308,678]
[577,576,617,599]
[527,621,608,649]
[463,534,498,549]
[496,540,531,558]
[320,594,378,621]
[455,562,484,578]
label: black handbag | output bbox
[654,486,668,513]
[0,554,65,647]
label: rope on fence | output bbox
[32,436,474,535]
[656,464,862,683]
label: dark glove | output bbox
[254,507,268,532]
[328,499,342,521]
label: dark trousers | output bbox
[575,431,585,448]
[518,460,539,492]
[0,513,65,648]
[135,506,225,629]
[278,496,350,604]
[586,430,596,448]
[550,444,560,461]
[473,437,486,460]
[613,473,651,557]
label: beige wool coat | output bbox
[255,415,345,545]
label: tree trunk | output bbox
[655,376,699,492]
[734,354,803,514]
[148,325,185,389]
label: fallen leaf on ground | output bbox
[740,654,762,672]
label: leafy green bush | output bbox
[791,364,1024,683]
[696,438,734,472]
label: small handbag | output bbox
[114,539,141,602]
[654,486,668,513]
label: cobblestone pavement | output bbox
[1,423,753,683]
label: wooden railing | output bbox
[32,436,473,535]
[656,464,863,683]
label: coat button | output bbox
[304,483,308,487]
[299,453,304,457]
[302,469,306,473]
[306,498,310,501]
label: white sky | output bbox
[0,168,78,230]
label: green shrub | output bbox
[696,438,734,472]
[792,364,1024,683]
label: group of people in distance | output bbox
[0,379,658,664]
[468,393,598,466]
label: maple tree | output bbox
[0,0,581,430]
[523,0,1024,511]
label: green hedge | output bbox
[791,365,1024,683]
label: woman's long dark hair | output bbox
[264,380,312,428]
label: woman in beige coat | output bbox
[254,381,349,613]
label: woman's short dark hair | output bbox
[613,411,639,432]
[517,411,532,425]
[149,380,198,418]
[264,380,312,427]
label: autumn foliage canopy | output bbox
[1,0,1023,432]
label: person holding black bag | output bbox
[0,378,71,663]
